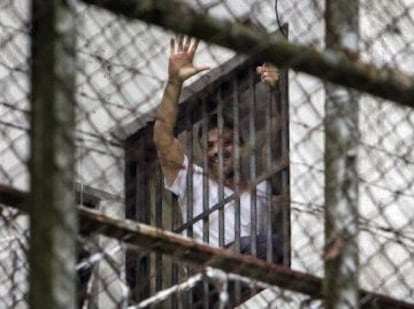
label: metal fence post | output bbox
[324,0,360,308]
[29,1,77,308]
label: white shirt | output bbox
[165,155,270,247]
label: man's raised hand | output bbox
[168,35,210,84]
[256,62,279,88]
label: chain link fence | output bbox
[1,0,414,308]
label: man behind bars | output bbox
[153,35,282,262]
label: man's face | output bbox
[207,127,234,178]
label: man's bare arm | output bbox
[153,35,209,186]
[154,81,184,186]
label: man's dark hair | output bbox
[197,113,244,148]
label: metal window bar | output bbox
[201,97,215,308]
[170,190,180,309]
[135,160,151,300]
[278,66,291,267]
[217,88,225,248]
[264,80,274,264]
[154,165,163,293]
[232,74,243,306]
[202,97,210,245]
[232,79,242,254]
[248,66,258,257]
[185,102,194,240]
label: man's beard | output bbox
[209,157,234,180]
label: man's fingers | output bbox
[256,63,279,87]
[184,36,191,51]
[178,34,184,51]
[190,39,200,55]
[173,35,199,53]
[170,38,175,55]
[262,71,278,78]
[256,65,278,75]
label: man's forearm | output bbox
[153,81,183,147]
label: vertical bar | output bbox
[155,165,163,292]
[171,196,179,309]
[248,68,257,256]
[324,1,359,308]
[232,79,241,254]
[278,65,291,267]
[232,78,242,304]
[217,90,225,247]
[125,142,138,302]
[201,98,210,308]
[185,107,193,308]
[29,1,76,308]
[185,107,193,239]
[201,98,210,244]
[136,164,151,300]
[264,83,273,263]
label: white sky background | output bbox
[0,0,414,305]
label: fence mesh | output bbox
[1,0,414,308]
